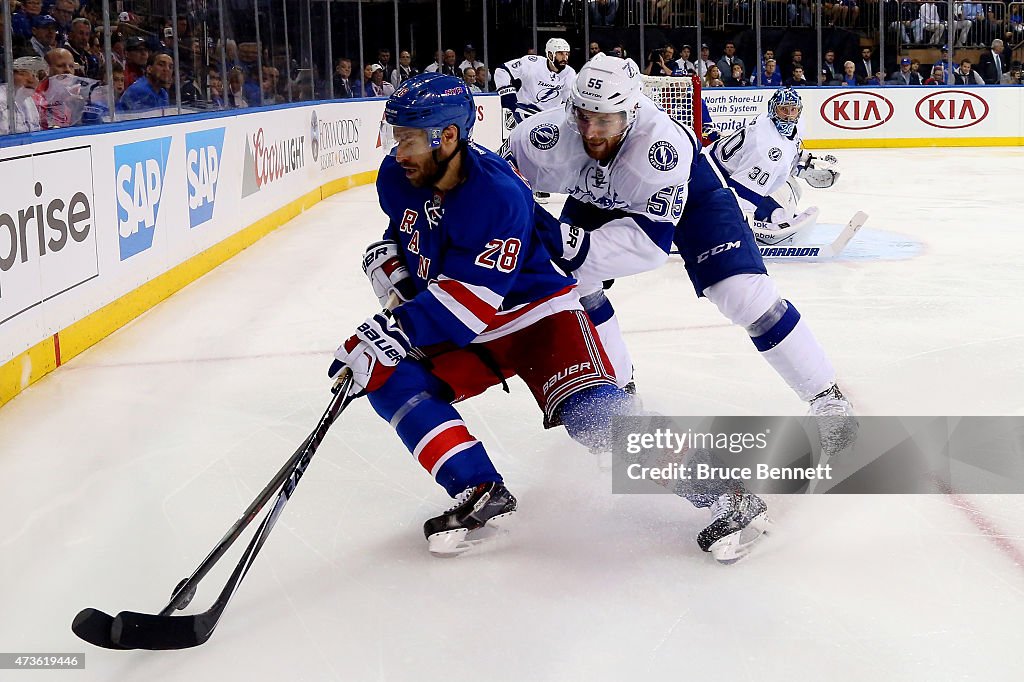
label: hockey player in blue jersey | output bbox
[327,73,630,557]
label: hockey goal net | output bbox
[640,74,704,143]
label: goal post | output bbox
[640,74,706,144]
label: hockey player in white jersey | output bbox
[705,87,841,247]
[495,38,577,202]
[494,38,577,139]
[506,55,856,463]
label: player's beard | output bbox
[401,154,439,188]
[581,133,623,162]
[550,58,567,73]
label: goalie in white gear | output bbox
[705,87,841,246]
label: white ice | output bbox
[1,147,1023,681]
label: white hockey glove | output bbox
[328,313,410,395]
[796,152,840,189]
[362,240,416,308]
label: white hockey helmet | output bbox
[567,53,642,138]
[545,38,571,61]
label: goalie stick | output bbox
[758,211,867,260]
[71,294,398,651]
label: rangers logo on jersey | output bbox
[769,147,782,162]
[529,123,560,150]
[424,193,444,229]
[648,141,679,171]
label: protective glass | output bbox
[378,123,440,157]
[567,106,629,140]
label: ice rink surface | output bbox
[2,147,1023,681]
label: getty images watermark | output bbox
[610,416,1024,494]
[623,426,833,484]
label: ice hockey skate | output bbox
[423,482,517,557]
[697,489,771,565]
[809,384,858,458]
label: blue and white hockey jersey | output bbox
[377,142,578,349]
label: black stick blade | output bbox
[111,611,214,650]
[72,608,129,649]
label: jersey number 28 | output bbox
[475,238,522,272]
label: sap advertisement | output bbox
[0,95,503,367]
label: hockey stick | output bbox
[71,295,398,650]
[758,211,868,260]
[71,373,354,650]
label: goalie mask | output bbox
[767,87,802,139]
[545,38,571,72]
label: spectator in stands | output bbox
[785,65,810,86]
[12,0,43,40]
[748,49,774,84]
[390,50,418,88]
[960,2,986,45]
[463,67,482,93]
[108,32,126,70]
[697,43,714,76]
[30,14,59,59]
[953,57,985,84]
[854,46,876,81]
[262,66,282,104]
[950,4,974,46]
[459,45,484,73]
[423,50,443,73]
[677,45,696,74]
[924,64,948,84]
[110,63,126,99]
[832,0,860,27]
[645,46,674,76]
[716,42,745,78]
[352,63,374,97]
[661,44,682,73]
[1004,62,1022,84]
[334,58,355,98]
[33,48,86,128]
[759,58,782,86]
[913,2,945,45]
[123,36,149,88]
[0,56,44,134]
[226,66,248,107]
[118,52,171,112]
[786,49,806,80]
[368,64,395,97]
[704,64,724,87]
[51,0,77,42]
[977,38,1006,84]
[610,43,626,59]
[589,41,602,59]
[928,45,951,77]
[207,68,225,107]
[789,0,813,26]
[839,60,862,85]
[724,62,748,86]
[888,0,915,43]
[889,56,924,84]
[820,49,840,84]
[376,49,393,78]
[475,65,492,92]
[439,49,459,76]
[65,17,99,79]
[590,0,619,26]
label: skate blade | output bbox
[427,512,515,558]
[709,513,772,565]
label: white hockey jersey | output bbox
[508,97,697,291]
[703,113,803,213]
[494,55,577,114]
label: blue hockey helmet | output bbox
[767,87,803,138]
[381,72,476,156]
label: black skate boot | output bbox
[424,482,517,557]
[697,489,770,564]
